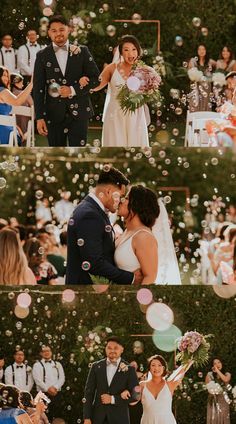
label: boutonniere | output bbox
[26,367,32,374]
[69,45,81,56]
[118,362,129,373]
[53,364,59,370]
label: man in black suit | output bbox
[83,337,139,424]
[66,166,142,285]
[33,15,100,146]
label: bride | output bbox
[91,35,150,147]
[115,185,181,284]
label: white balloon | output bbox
[146,302,174,331]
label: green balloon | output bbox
[152,325,182,352]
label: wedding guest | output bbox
[0,384,33,423]
[205,358,231,424]
[17,29,41,86]
[0,353,5,383]
[92,35,150,147]
[54,191,74,225]
[216,46,236,73]
[10,72,34,143]
[188,44,215,111]
[19,391,49,424]
[0,228,36,285]
[23,237,59,285]
[5,350,34,393]
[0,34,17,73]
[32,346,65,422]
[35,199,52,228]
[38,232,66,278]
[0,66,33,145]
[33,15,99,147]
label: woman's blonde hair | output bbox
[0,228,29,284]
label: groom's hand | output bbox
[101,394,112,404]
[133,269,143,285]
[37,119,48,136]
[59,86,73,98]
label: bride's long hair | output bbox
[127,185,160,228]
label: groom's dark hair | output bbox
[48,15,69,28]
[106,336,124,347]
[97,166,129,188]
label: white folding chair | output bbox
[0,114,18,146]
[184,111,220,147]
[11,105,35,147]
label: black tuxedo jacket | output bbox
[33,43,100,123]
[83,358,139,424]
[65,196,134,285]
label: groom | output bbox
[33,15,100,146]
[83,337,139,424]
[66,166,142,284]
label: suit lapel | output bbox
[65,46,72,77]
[100,358,109,389]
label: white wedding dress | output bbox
[114,200,181,284]
[141,383,177,424]
[102,65,149,147]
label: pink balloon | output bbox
[136,288,153,305]
[146,302,174,331]
[17,293,32,308]
[127,76,141,91]
[62,289,76,303]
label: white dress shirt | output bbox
[106,357,121,386]
[32,359,65,392]
[89,192,106,212]
[17,41,41,76]
[5,362,34,392]
[52,40,69,76]
[0,47,17,72]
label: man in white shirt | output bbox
[32,345,65,421]
[0,34,17,72]
[54,191,74,224]
[4,349,34,392]
[17,29,41,85]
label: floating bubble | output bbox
[146,302,174,331]
[35,190,44,199]
[105,225,112,232]
[77,238,85,246]
[164,195,171,204]
[136,288,153,305]
[38,247,44,255]
[201,27,208,36]
[82,261,91,271]
[175,36,183,47]
[103,164,111,172]
[211,158,218,165]
[132,13,142,24]
[18,22,25,30]
[43,7,53,17]
[62,289,75,303]
[175,107,183,115]
[172,128,179,136]
[17,293,32,308]
[68,218,74,226]
[106,25,116,37]
[192,17,201,27]
[0,177,7,189]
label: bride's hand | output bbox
[133,269,143,285]
[79,76,90,87]
[121,390,131,400]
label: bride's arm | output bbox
[132,232,158,284]
[92,63,115,92]
[167,360,194,394]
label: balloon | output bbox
[62,289,75,303]
[152,325,182,352]
[136,288,153,305]
[127,76,141,91]
[213,285,236,299]
[14,305,30,319]
[146,303,174,331]
[17,293,32,308]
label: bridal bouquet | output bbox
[117,60,161,113]
[187,67,204,82]
[176,331,212,368]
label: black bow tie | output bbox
[45,360,52,363]
[5,49,12,53]
[30,43,37,47]
[16,365,23,368]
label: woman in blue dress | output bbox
[0,66,33,145]
[0,385,33,423]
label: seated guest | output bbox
[0,384,34,423]
[19,391,49,424]
[0,228,36,285]
[216,46,236,73]
[10,72,33,141]
[0,66,32,145]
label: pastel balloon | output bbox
[62,289,76,303]
[14,305,30,319]
[146,302,174,331]
[213,285,236,299]
[17,293,32,308]
[136,288,153,305]
[152,325,182,352]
